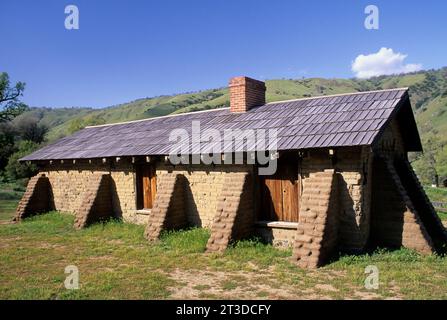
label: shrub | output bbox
[5,140,39,180]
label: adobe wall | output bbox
[256,226,296,247]
[38,160,253,228]
[39,160,137,222]
[370,118,441,254]
[156,163,253,228]
[301,146,373,252]
[36,147,374,253]
[369,158,433,253]
[373,119,406,158]
[293,169,339,268]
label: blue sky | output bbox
[0,0,446,108]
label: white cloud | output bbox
[351,47,422,79]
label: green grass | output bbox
[0,200,19,221]
[425,186,447,203]
[0,181,24,221]
[424,186,447,220]
[0,212,446,299]
[437,212,447,220]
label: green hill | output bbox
[21,67,447,184]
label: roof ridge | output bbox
[266,87,409,105]
[85,107,230,128]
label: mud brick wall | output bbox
[156,163,252,228]
[256,226,296,248]
[370,158,434,253]
[293,169,339,268]
[301,146,373,252]
[39,160,137,222]
[15,174,54,220]
[373,119,406,157]
[206,172,254,252]
[144,173,187,241]
[74,173,113,229]
[109,164,139,223]
[38,160,253,228]
[398,159,447,251]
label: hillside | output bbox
[19,67,447,184]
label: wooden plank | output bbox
[261,176,283,221]
[259,152,300,222]
[281,172,299,222]
[137,165,157,209]
[150,165,157,206]
[142,167,152,209]
[136,166,144,210]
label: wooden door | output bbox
[281,164,300,222]
[262,177,283,220]
[137,165,157,209]
[259,154,300,222]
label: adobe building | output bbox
[16,76,447,268]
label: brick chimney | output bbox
[229,76,266,113]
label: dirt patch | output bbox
[166,268,324,299]
[315,284,338,292]
[0,220,16,225]
[107,239,125,245]
[35,242,65,249]
[353,290,382,300]
[0,236,23,248]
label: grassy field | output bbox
[425,187,447,220]
[0,212,446,300]
[0,181,25,221]
[0,183,446,299]
[0,200,18,221]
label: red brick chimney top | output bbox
[229,76,266,113]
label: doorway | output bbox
[259,153,301,222]
[136,164,157,209]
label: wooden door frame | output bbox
[256,152,301,222]
[136,163,157,210]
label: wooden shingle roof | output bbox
[21,88,421,161]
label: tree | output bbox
[5,140,39,180]
[411,132,446,185]
[0,72,34,174]
[435,145,447,182]
[14,115,48,144]
[0,122,17,171]
[0,72,29,122]
[413,149,438,185]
